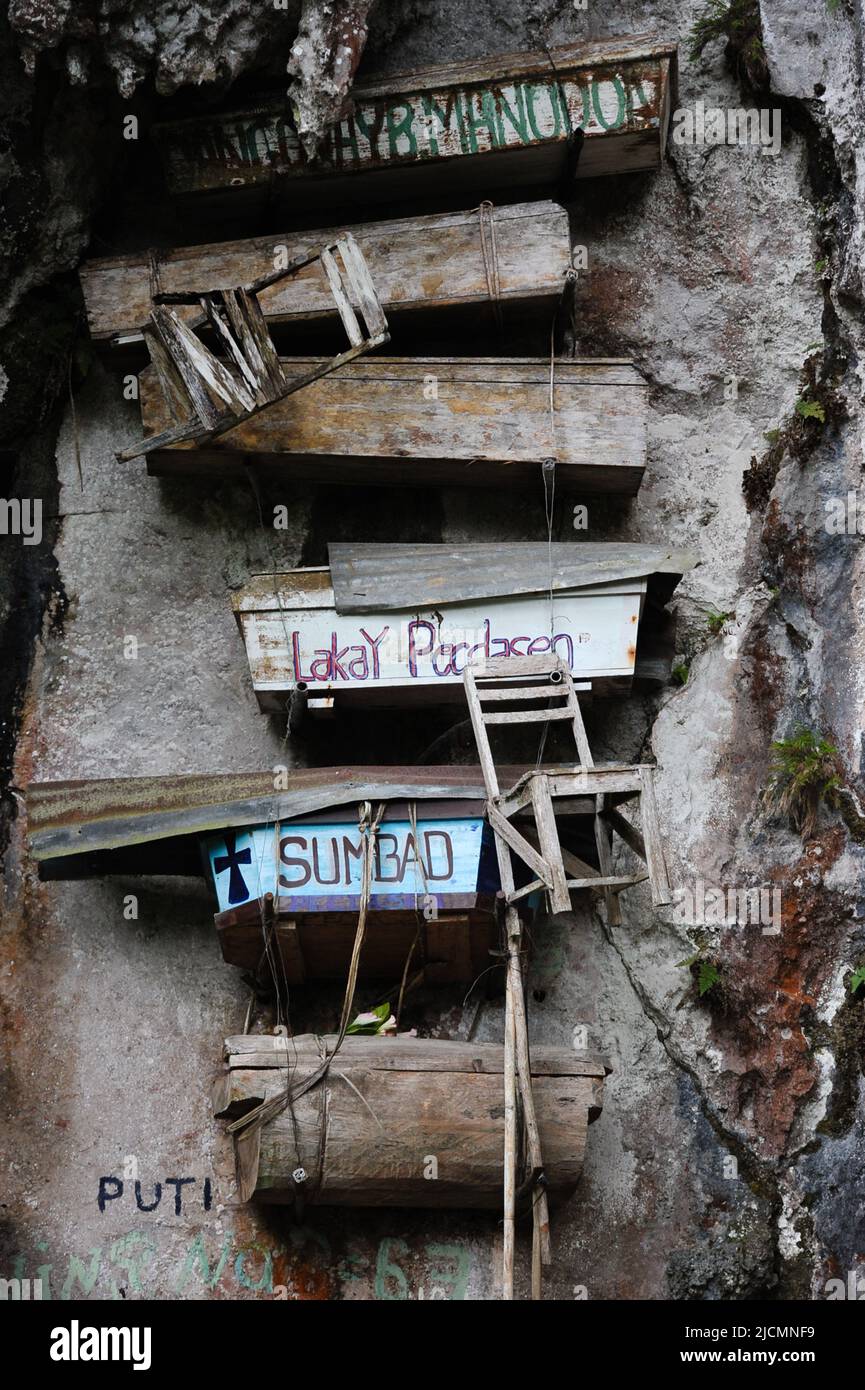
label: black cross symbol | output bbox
[213,831,253,905]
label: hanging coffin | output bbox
[136,356,648,490]
[156,37,676,212]
[25,769,532,986]
[116,234,389,464]
[215,1033,608,1206]
[79,201,571,352]
[205,803,500,985]
[233,542,697,713]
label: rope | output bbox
[229,800,386,1142]
[477,201,504,332]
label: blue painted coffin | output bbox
[204,815,500,915]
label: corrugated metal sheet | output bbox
[27,766,523,863]
[328,542,697,614]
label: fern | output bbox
[767,726,842,838]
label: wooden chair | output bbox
[117,233,389,463]
[463,653,671,924]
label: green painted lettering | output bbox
[495,85,529,144]
[524,82,562,141]
[375,1237,409,1299]
[427,1243,471,1300]
[591,77,627,131]
[462,87,500,152]
[175,1232,232,1292]
[235,1242,273,1292]
[61,1249,102,1300]
[385,100,418,158]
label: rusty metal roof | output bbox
[27,766,516,865]
[328,542,697,614]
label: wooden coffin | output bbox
[234,567,649,712]
[138,356,648,490]
[79,201,571,351]
[157,38,675,211]
[204,802,499,985]
[216,1033,608,1207]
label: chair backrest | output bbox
[463,654,594,800]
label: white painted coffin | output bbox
[234,567,644,711]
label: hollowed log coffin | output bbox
[215,1033,609,1207]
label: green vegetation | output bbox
[677,951,722,997]
[766,726,842,838]
[795,397,827,423]
[689,0,768,89]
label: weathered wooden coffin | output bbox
[234,542,695,712]
[79,202,571,350]
[216,1033,608,1207]
[205,803,499,985]
[157,38,675,210]
[138,356,648,490]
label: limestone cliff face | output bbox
[0,0,862,1300]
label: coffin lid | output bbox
[224,1032,610,1078]
[327,542,697,614]
[26,765,525,870]
[157,35,676,139]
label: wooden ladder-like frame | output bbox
[462,652,672,1300]
[117,233,389,463]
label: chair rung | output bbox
[483,708,574,725]
[479,686,574,702]
[506,879,545,903]
[566,872,649,891]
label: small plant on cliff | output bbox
[677,951,722,997]
[849,965,865,996]
[766,726,842,838]
[705,606,735,635]
[672,661,690,685]
[689,0,769,90]
[743,350,847,511]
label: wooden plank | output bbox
[602,805,647,863]
[529,775,571,914]
[487,805,553,889]
[223,1032,609,1077]
[154,39,675,207]
[137,355,648,491]
[638,766,672,905]
[329,540,696,614]
[248,1069,598,1207]
[219,1035,607,1207]
[483,707,574,726]
[319,246,364,346]
[337,234,389,340]
[503,970,517,1298]
[216,905,495,985]
[79,202,571,346]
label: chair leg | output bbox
[529,775,571,914]
[594,793,622,927]
[638,768,673,906]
